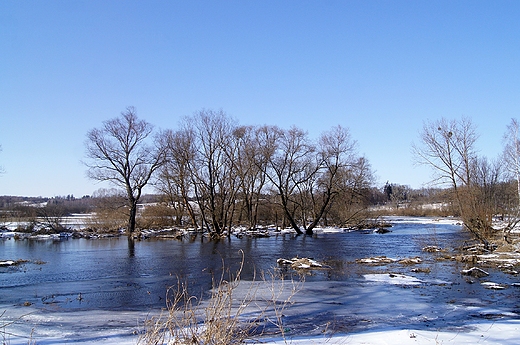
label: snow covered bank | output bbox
[5,309,519,345]
[261,320,520,344]
[4,275,520,345]
[381,215,462,226]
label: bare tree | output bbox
[470,157,503,232]
[412,117,496,244]
[231,125,269,229]
[85,107,165,235]
[328,156,374,226]
[412,117,477,188]
[256,125,371,235]
[303,125,362,232]
[262,126,317,235]
[183,109,238,237]
[36,203,69,233]
[500,118,520,234]
[157,129,199,228]
[503,119,520,206]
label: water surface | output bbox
[1,218,519,335]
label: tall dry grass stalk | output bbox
[256,271,303,343]
[1,310,35,345]
[138,253,302,345]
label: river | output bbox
[1,217,519,344]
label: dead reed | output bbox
[138,252,302,345]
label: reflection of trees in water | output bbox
[127,237,135,257]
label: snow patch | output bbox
[364,273,423,285]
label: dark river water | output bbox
[1,217,520,324]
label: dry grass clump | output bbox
[138,255,301,345]
[85,208,126,233]
[139,268,252,344]
[139,281,251,344]
[398,257,422,265]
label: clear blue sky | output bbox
[1,1,520,197]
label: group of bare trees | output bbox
[85,108,374,236]
[413,117,520,244]
[86,108,520,243]
[156,110,373,237]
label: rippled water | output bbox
[1,217,519,323]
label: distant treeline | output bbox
[0,185,451,220]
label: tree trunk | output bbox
[279,192,303,235]
[128,202,137,235]
[183,195,198,228]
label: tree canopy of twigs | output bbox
[413,117,502,244]
[84,107,166,234]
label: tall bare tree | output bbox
[85,107,165,235]
[184,109,238,237]
[329,156,374,226]
[413,117,496,243]
[257,125,371,235]
[262,126,317,235]
[303,125,361,232]
[157,129,199,228]
[503,119,520,206]
[231,125,269,229]
[499,118,520,234]
[412,117,477,188]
